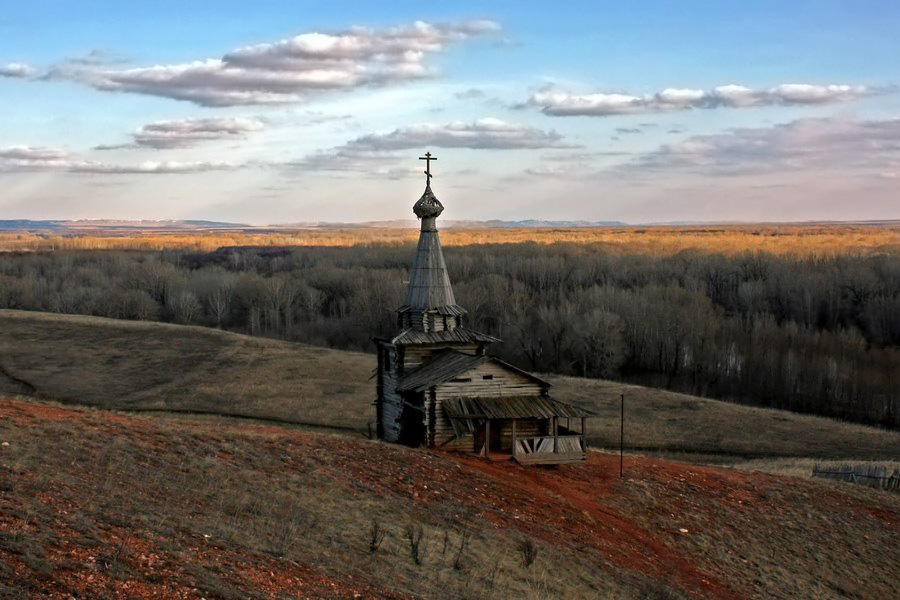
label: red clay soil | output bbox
[2,397,897,599]
[2,493,407,600]
[0,399,411,599]
[451,455,737,598]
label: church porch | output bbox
[443,397,594,465]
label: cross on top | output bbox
[419,151,437,183]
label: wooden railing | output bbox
[813,464,900,492]
[513,435,586,465]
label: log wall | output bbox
[434,362,543,399]
[376,343,403,442]
[430,362,546,448]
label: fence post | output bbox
[620,394,625,479]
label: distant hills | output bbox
[0,218,626,232]
[0,219,247,231]
[3,218,898,232]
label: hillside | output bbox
[1,309,898,462]
[2,396,898,599]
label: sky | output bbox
[1,1,898,225]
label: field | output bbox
[3,222,900,256]
[2,396,899,599]
[4,223,900,432]
[1,309,899,598]
[2,309,898,463]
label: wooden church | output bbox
[374,153,595,465]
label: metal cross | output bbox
[419,151,437,182]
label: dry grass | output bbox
[2,308,898,463]
[548,376,900,461]
[3,223,900,256]
[726,457,900,480]
[0,398,636,598]
[1,397,897,599]
[0,309,374,432]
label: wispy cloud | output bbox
[525,150,632,178]
[299,118,569,172]
[453,88,487,100]
[0,146,70,169]
[0,62,35,78]
[44,20,499,107]
[526,83,872,116]
[0,146,239,174]
[130,117,265,149]
[69,161,237,174]
[349,118,566,150]
[620,117,900,176]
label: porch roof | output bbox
[443,395,596,421]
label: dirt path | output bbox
[451,454,742,599]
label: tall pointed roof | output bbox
[397,153,466,328]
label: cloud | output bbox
[708,84,764,107]
[298,118,568,173]
[131,117,264,148]
[69,160,237,174]
[64,49,126,67]
[527,83,871,116]
[0,146,71,169]
[526,150,632,178]
[524,163,572,177]
[453,88,487,100]
[655,87,706,107]
[0,62,35,78]
[294,148,402,173]
[526,91,644,116]
[92,143,134,151]
[352,118,566,150]
[0,146,238,174]
[621,117,900,177]
[47,20,498,107]
[768,83,868,104]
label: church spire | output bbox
[398,152,466,332]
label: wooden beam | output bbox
[511,419,517,459]
[553,417,558,453]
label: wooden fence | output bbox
[513,435,586,465]
[812,464,900,492]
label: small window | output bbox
[482,374,493,380]
[450,377,472,383]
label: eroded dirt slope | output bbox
[1,397,897,599]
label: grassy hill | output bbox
[1,309,897,463]
[2,396,898,599]
[1,309,899,598]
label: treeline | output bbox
[0,243,897,428]
[4,223,900,255]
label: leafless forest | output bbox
[1,228,898,428]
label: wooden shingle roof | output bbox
[443,396,597,420]
[397,350,550,393]
[391,327,500,346]
[397,351,488,392]
[399,184,457,310]
[397,180,466,323]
